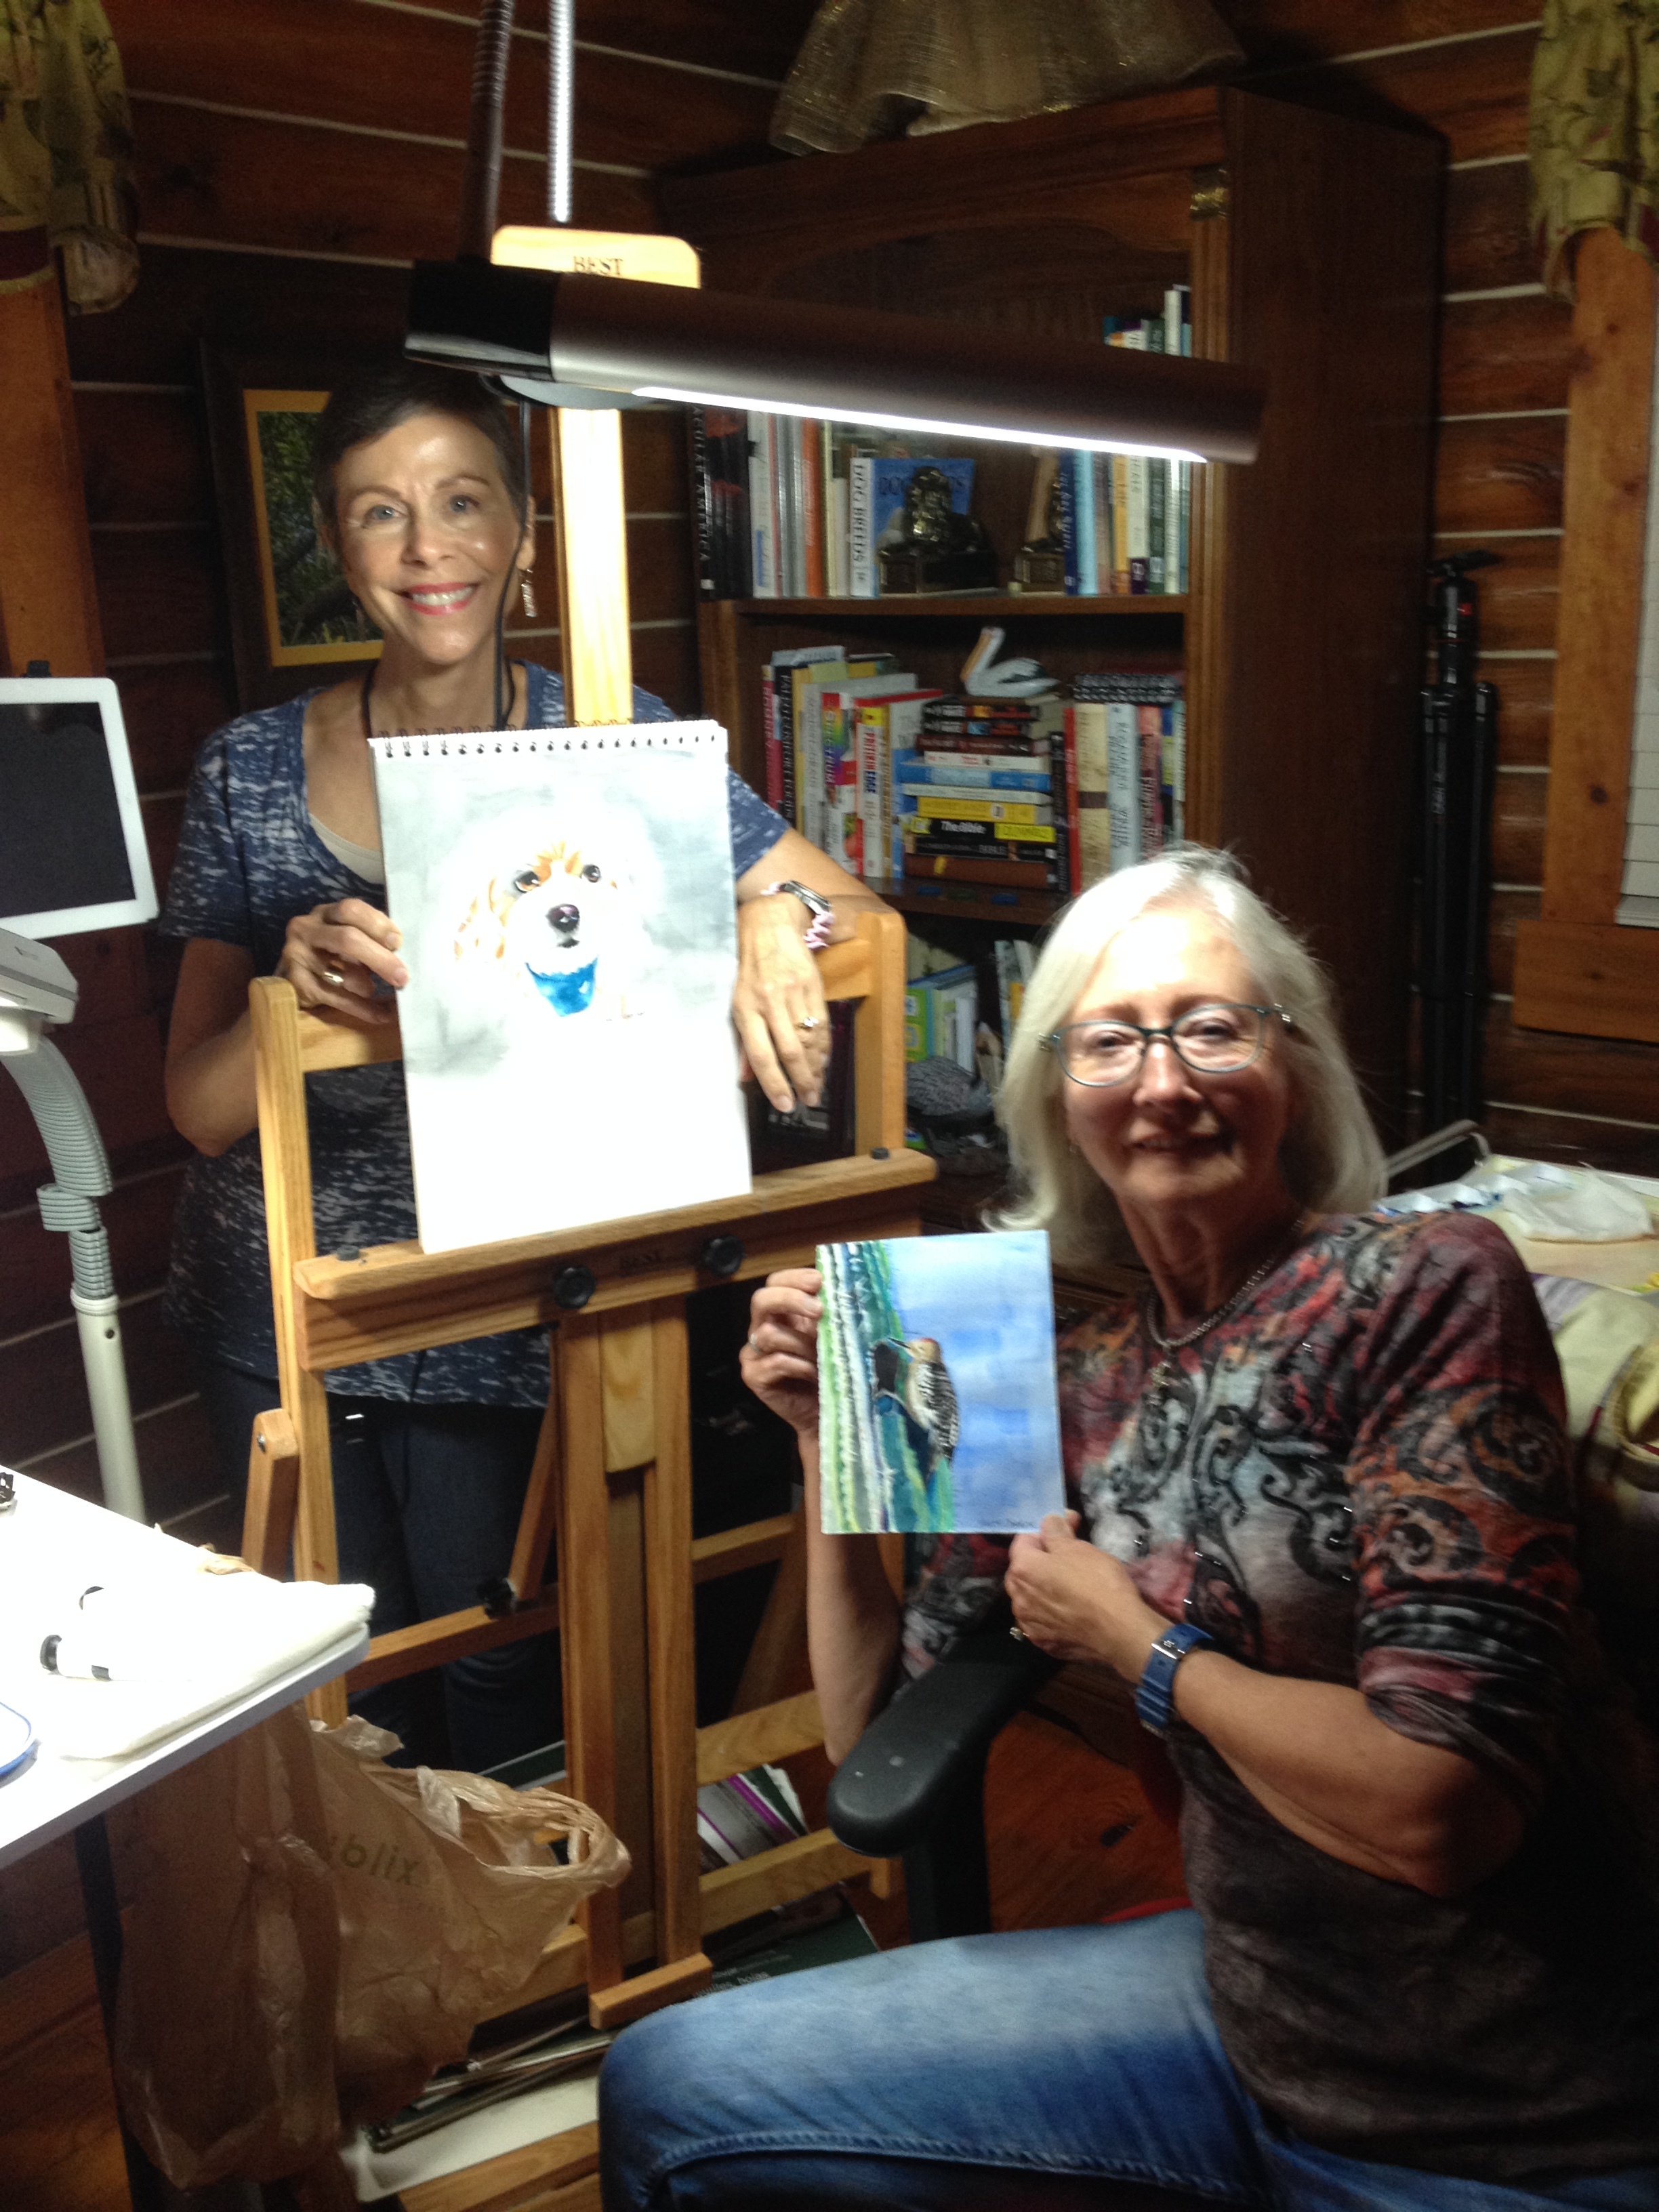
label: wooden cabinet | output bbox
[665,85,1443,1124]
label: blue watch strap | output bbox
[1134,1622,1214,1736]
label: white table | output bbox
[0,1471,370,2208]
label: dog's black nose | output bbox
[548,903,580,941]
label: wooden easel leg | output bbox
[642,1303,711,1986]
[242,1407,300,1577]
[556,1322,624,2005]
[292,1371,348,1725]
[731,1509,811,1715]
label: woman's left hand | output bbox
[733,893,830,1113]
[1007,1513,1168,1681]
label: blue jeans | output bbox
[194,1358,558,1773]
[598,1911,1659,2211]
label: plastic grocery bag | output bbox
[113,1704,628,2187]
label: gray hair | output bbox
[992,845,1385,1267]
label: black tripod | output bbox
[1417,551,1500,1147]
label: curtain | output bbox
[1530,0,1659,301]
[0,0,136,311]
[771,0,1244,157]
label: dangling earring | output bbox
[518,569,538,619]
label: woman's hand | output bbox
[1007,1513,1167,1680]
[733,894,830,1113]
[277,898,407,1024]
[739,1268,823,1439]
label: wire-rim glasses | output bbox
[1044,1002,1292,1087]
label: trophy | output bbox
[876,466,1000,594]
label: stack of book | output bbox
[762,644,943,874]
[903,961,981,1070]
[1048,287,1192,599]
[900,695,1069,895]
[1068,672,1185,886]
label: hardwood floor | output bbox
[0,1714,1183,2212]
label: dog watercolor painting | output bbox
[816,1231,1063,1535]
[371,724,750,1253]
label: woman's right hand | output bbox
[739,1268,823,1439]
[277,898,407,1024]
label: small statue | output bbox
[1011,453,1065,595]
[877,466,1000,594]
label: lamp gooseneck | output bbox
[458,0,516,258]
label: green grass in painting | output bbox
[819,1240,954,1535]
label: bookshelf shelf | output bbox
[673,83,1443,1118]
[726,595,1189,620]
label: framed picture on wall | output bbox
[199,346,384,711]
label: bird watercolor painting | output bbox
[816,1231,1063,1535]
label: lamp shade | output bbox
[406,259,1263,463]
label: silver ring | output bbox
[797,1016,822,1032]
[1008,1625,1027,1642]
[319,964,346,989]
[746,1332,760,1350]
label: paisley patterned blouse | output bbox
[903,1210,1659,2182]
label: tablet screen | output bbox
[0,679,157,937]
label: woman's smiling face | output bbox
[331,409,532,671]
[1061,903,1299,1235]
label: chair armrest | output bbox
[827,1622,1059,1859]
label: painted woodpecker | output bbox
[870,1335,960,1486]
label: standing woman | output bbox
[161,361,880,1770]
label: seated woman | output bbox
[600,846,1659,2211]
[161,360,881,1771]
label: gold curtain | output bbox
[0,0,136,310]
[770,0,1244,157]
[1530,0,1659,302]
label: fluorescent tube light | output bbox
[407,260,1263,465]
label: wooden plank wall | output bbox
[1211,3,1659,1174]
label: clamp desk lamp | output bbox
[1,674,158,1523]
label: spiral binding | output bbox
[367,721,725,761]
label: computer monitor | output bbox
[0,676,159,937]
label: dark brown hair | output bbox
[310,361,529,535]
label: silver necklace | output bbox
[1143,1212,1308,1389]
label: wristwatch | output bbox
[1134,1622,1213,1736]
[760,879,834,951]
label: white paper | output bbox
[373,723,752,1253]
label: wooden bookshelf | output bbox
[673,85,1444,1120]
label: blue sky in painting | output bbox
[881,1231,1063,1532]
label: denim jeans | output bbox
[194,1357,558,1772]
[598,1910,1659,2212]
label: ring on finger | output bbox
[319,964,346,990]
[796,1015,823,1032]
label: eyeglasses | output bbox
[1043,1002,1292,1088]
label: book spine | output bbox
[1147,457,1166,594]
[1072,700,1111,888]
[761,667,781,811]
[1160,705,1177,846]
[903,853,1059,888]
[749,413,776,598]
[897,758,1051,792]
[856,705,880,882]
[907,817,1058,847]
[994,937,1017,1049]
[1127,455,1149,594]
[848,455,876,598]
[904,794,1054,823]
[1106,701,1141,871]
[1093,455,1113,600]
[1076,448,1097,595]
[1063,705,1082,894]
[801,418,825,598]
[775,663,797,828]
[689,406,716,598]
[1172,696,1187,843]
[1178,462,1190,594]
[1059,453,1080,596]
[1137,705,1163,857]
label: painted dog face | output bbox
[455,838,631,1014]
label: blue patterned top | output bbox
[159,664,786,1401]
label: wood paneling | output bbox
[115,0,777,175]
[75,389,211,527]
[1216,1,1542,65]
[443,0,813,81]
[1482,1101,1659,1172]
[0,1166,186,1338]
[114,657,237,791]
[1435,414,1566,535]
[1491,766,1547,883]
[1473,535,1559,653]
[1486,886,1540,994]
[66,245,411,385]
[131,96,659,264]
[0,1293,194,1472]
[1443,157,1534,294]
[1255,26,1534,163]
[0,1017,171,1183]
[91,525,222,661]
[1475,652,1553,768]
[1484,1004,1659,1122]
[1440,298,1572,416]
